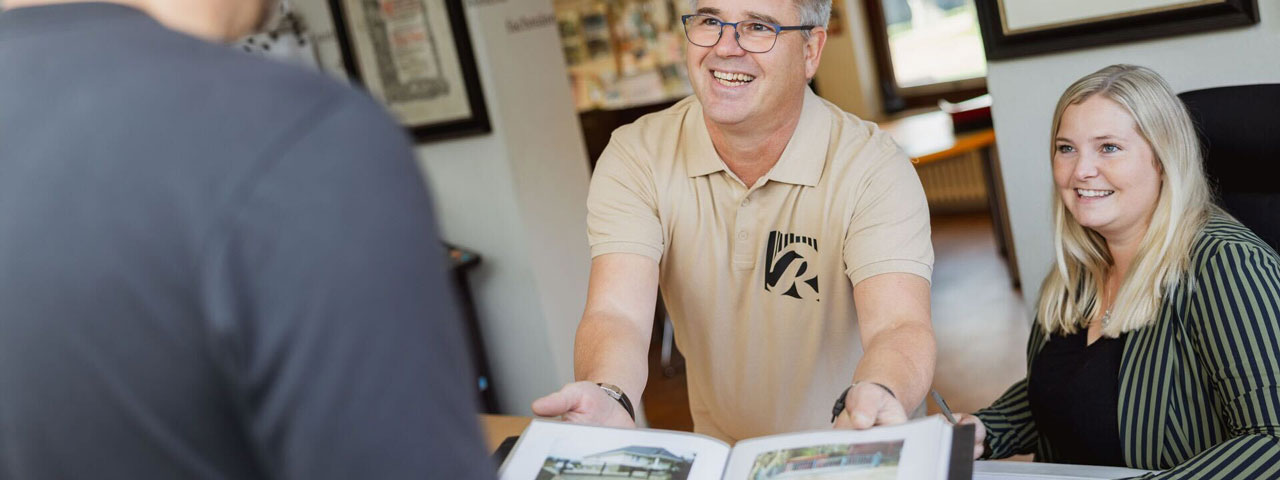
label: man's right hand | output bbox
[531,381,636,428]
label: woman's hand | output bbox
[953,413,987,459]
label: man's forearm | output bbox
[853,321,936,412]
[574,312,652,402]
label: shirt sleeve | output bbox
[586,130,664,262]
[976,320,1048,460]
[843,132,934,287]
[200,93,494,480]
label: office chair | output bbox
[1179,84,1280,252]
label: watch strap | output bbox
[596,383,636,421]
[830,381,897,423]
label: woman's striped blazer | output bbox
[976,212,1280,479]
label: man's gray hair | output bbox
[795,0,833,28]
[688,0,832,28]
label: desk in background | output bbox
[883,111,1019,288]
[481,414,530,452]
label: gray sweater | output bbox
[0,3,494,479]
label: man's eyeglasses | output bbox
[681,14,816,54]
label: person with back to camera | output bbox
[0,0,495,478]
[952,64,1280,478]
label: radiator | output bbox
[914,151,989,214]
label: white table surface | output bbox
[975,460,1155,479]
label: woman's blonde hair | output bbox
[1038,64,1211,337]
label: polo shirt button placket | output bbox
[732,192,755,269]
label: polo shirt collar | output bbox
[683,106,725,178]
[683,87,830,187]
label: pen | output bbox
[931,389,957,424]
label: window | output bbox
[864,0,988,113]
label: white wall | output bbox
[986,1,1280,308]
[813,0,883,120]
[418,0,590,414]
[296,0,591,414]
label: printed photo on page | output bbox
[497,421,730,480]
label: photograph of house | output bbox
[539,444,695,480]
[747,441,904,480]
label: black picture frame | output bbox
[975,0,1259,60]
[328,0,490,143]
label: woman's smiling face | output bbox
[1052,95,1164,242]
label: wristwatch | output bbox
[831,381,897,423]
[596,383,636,421]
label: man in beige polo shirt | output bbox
[533,0,935,442]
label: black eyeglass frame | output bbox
[680,14,817,53]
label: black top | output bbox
[0,4,493,480]
[1028,328,1128,467]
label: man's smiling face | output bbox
[684,0,822,129]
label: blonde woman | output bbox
[954,65,1280,477]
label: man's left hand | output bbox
[833,382,908,430]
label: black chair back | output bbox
[1179,84,1280,252]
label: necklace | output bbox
[1099,276,1117,328]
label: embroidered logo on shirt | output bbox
[764,231,820,301]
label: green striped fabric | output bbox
[976,211,1280,479]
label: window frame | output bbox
[861,0,988,114]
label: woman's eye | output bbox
[1056,144,1075,154]
[1101,143,1121,153]
[701,17,721,26]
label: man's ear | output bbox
[804,26,828,80]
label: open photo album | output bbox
[497,415,974,480]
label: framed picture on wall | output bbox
[328,0,490,143]
[975,0,1260,60]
